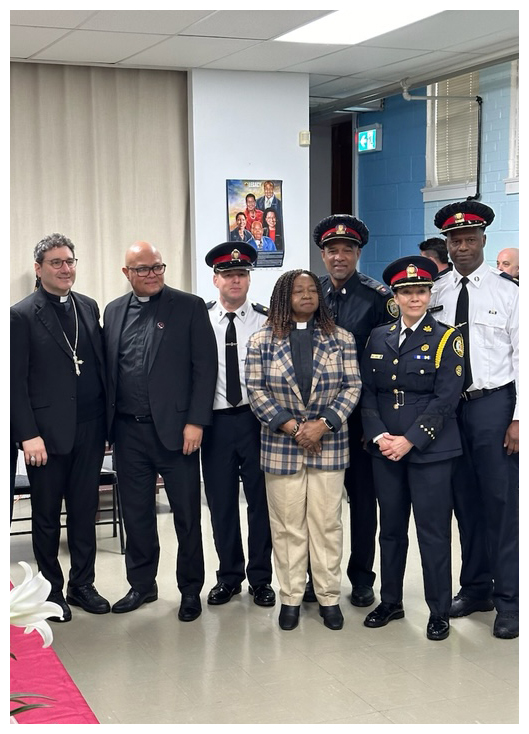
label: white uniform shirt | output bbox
[208,299,268,410]
[430,260,519,419]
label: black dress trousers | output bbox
[201,408,272,588]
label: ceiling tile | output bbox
[179,10,334,40]
[10,10,96,28]
[283,45,428,76]
[204,41,346,72]
[10,26,72,59]
[33,30,170,65]
[81,10,214,35]
[120,36,259,69]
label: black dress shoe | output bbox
[207,582,242,605]
[303,579,317,603]
[364,602,405,628]
[449,593,494,618]
[493,611,519,639]
[249,584,276,607]
[111,583,158,613]
[319,604,344,630]
[66,584,110,614]
[426,614,450,641]
[178,594,202,622]
[278,604,300,630]
[47,591,72,623]
[350,585,375,607]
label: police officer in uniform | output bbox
[202,243,275,608]
[430,200,519,639]
[311,214,399,607]
[361,256,464,640]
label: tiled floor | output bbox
[10,487,519,725]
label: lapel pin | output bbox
[157,322,165,329]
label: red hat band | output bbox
[442,212,486,229]
[390,267,432,285]
[214,253,252,265]
[321,225,361,242]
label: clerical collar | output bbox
[292,317,314,330]
[132,288,163,304]
[40,286,71,303]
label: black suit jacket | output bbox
[361,313,464,463]
[10,288,106,454]
[103,285,218,451]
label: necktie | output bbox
[400,327,413,351]
[455,277,473,390]
[225,313,242,407]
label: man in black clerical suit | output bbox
[10,233,110,622]
[103,241,217,622]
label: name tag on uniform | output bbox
[413,354,431,360]
[370,353,384,359]
[428,305,443,313]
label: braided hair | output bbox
[267,269,335,338]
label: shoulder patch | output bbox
[359,273,390,295]
[499,271,519,286]
[206,300,216,310]
[252,302,269,315]
[453,335,464,358]
[386,297,399,319]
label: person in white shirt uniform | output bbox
[202,242,275,608]
[430,200,519,639]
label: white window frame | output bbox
[504,59,519,195]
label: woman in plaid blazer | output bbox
[245,270,361,631]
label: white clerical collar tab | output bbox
[60,295,69,303]
[136,295,150,302]
[295,321,308,329]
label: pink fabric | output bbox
[10,623,99,724]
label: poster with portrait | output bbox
[226,179,285,268]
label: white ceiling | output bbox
[11,9,519,121]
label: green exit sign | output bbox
[357,124,382,153]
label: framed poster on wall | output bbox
[226,179,284,268]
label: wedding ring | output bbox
[393,457,398,461]
[30,455,36,463]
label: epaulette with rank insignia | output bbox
[499,271,519,286]
[206,300,216,310]
[252,302,269,315]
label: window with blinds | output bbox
[428,72,479,188]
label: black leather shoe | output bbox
[303,579,317,603]
[178,594,202,622]
[493,611,519,639]
[426,614,450,641]
[249,584,276,607]
[449,593,494,618]
[278,604,300,630]
[111,583,158,613]
[47,591,72,623]
[351,585,375,607]
[66,584,110,614]
[207,582,242,605]
[319,604,344,630]
[364,602,405,628]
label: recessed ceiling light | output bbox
[276,9,440,45]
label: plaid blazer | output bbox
[245,324,361,475]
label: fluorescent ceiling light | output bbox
[276,9,440,45]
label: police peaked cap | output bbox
[383,256,437,289]
[313,214,369,249]
[205,242,257,271]
[434,200,495,234]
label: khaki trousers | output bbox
[265,467,345,606]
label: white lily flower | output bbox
[10,562,63,647]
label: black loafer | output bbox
[319,604,344,630]
[351,585,375,607]
[178,594,202,622]
[426,614,450,641]
[493,611,519,639]
[249,584,276,607]
[207,582,242,605]
[66,583,110,614]
[111,583,158,613]
[303,579,317,603]
[47,591,72,623]
[364,602,404,628]
[449,593,494,618]
[278,604,300,630]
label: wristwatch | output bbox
[319,416,334,432]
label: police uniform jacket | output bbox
[320,271,397,361]
[361,313,464,463]
[245,324,361,475]
[429,261,519,420]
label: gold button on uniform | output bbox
[393,358,399,365]
[391,375,397,381]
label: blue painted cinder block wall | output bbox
[357,61,518,282]
[357,89,427,283]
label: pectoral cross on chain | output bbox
[73,353,84,376]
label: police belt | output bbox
[213,404,252,416]
[460,381,515,402]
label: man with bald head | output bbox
[103,241,217,621]
[496,248,519,279]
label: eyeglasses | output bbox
[127,264,166,277]
[42,258,78,269]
